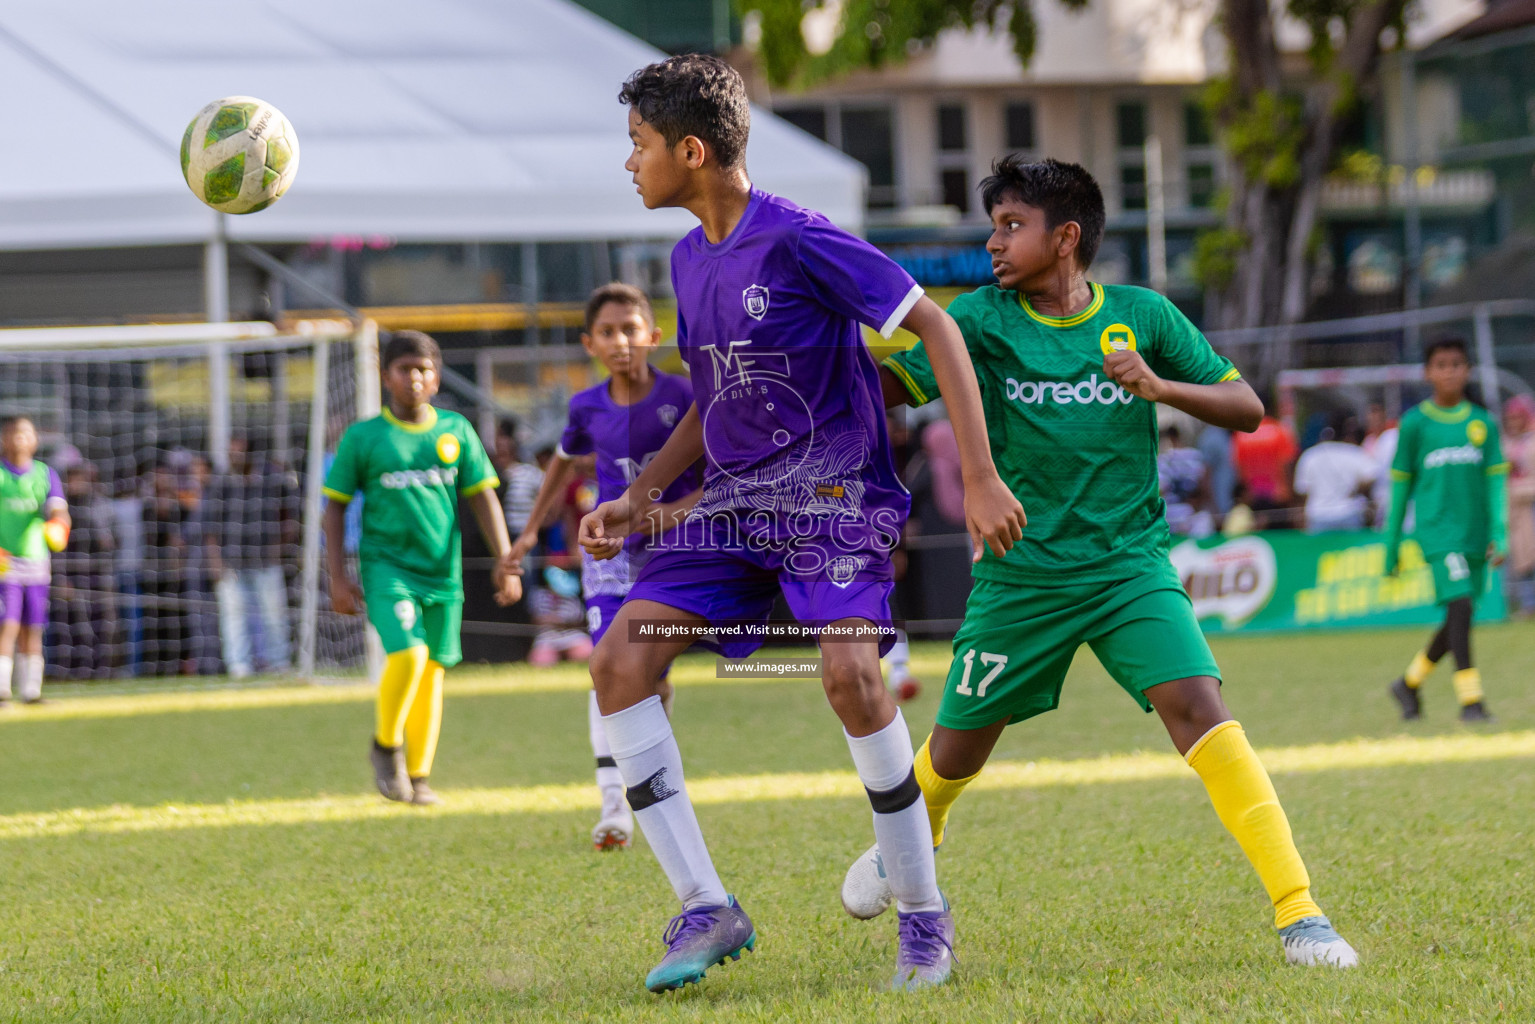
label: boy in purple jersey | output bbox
[508,283,701,852]
[0,417,71,704]
[577,55,1025,994]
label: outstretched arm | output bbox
[900,296,1026,561]
[508,455,575,562]
[581,404,704,559]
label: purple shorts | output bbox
[624,526,897,658]
[0,582,49,628]
[585,593,627,645]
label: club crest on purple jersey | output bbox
[742,284,769,321]
[657,404,679,428]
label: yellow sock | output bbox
[405,661,445,778]
[1452,668,1484,706]
[375,646,428,749]
[1185,721,1321,929]
[1404,651,1435,689]
[913,736,980,849]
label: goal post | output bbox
[0,318,377,684]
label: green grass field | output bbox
[2,623,1533,1023]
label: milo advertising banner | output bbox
[1169,532,1505,633]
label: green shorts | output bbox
[362,568,463,668]
[935,569,1221,731]
[1428,551,1486,606]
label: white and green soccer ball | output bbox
[180,96,299,214]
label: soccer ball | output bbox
[180,96,299,214]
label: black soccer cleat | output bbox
[1389,677,1421,720]
[370,740,413,802]
[1459,701,1493,723]
[408,776,443,806]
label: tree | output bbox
[745,0,1411,355]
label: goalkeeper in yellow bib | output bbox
[323,331,521,805]
[844,157,1358,968]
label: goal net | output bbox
[0,319,379,684]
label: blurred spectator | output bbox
[500,421,546,539]
[1233,414,1298,514]
[1222,482,1258,538]
[1158,424,1214,537]
[1197,425,1235,517]
[917,419,966,529]
[143,462,189,677]
[526,447,592,665]
[49,462,118,679]
[109,470,146,676]
[180,453,220,675]
[1503,395,1535,616]
[1294,415,1378,532]
[206,435,296,678]
[1362,403,1399,528]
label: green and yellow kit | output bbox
[886,282,1239,729]
[323,407,498,666]
[1386,400,1508,604]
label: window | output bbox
[1187,164,1216,209]
[778,107,828,142]
[1184,101,1212,147]
[841,106,897,208]
[941,169,971,214]
[1116,102,1147,149]
[1184,98,1218,209]
[1120,166,1147,211]
[937,104,967,152]
[1004,101,1035,151]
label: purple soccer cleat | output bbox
[644,896,757,993]
[892,898,955,991]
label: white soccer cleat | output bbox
[592,786,633,851]
[841,842,896,920]
[1278,915,1359,968]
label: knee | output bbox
[588,636,624,693]
[822,653,883,707]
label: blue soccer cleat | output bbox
[892,898,955,991]
[1278,915,1359,968]
[644,896,757,993]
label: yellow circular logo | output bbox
[1100,324,1137,355]
[1468,420,1487,446]
[436,433,461,464]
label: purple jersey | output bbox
[558,369,698,596]
[669,188,920,571]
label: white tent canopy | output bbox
[0,0,867,250]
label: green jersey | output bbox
[323,406,498,601]
[885,282,1239,584]
[1389,400,1508,557]
[0,459,64,585]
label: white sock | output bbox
[603,695,726,909]
[0,655,12,700]
[845,709,944,913]
[589,690,623,791]
[885,631,911,683]
[18,654,42,702]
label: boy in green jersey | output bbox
[323,331,520,805]
[844,156,1357,968]
[0,416,70,704]
[1385,337,1507,722]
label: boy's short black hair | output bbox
[980,155,1106,269]
[618,55,750,170]
[1424,335,1469,366]
[584,282,654,333]
[0,415,31,433]
[382,330,441,370]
